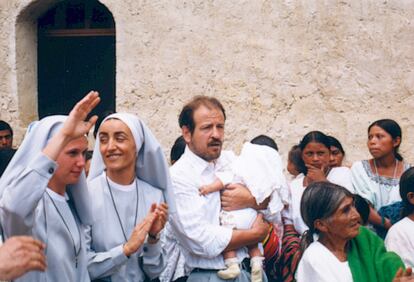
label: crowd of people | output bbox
[0,92,413,282]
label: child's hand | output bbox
[199,185,211,196]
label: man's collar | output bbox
[184,146,216,175]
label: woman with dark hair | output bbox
[327,135,346,167]
[289,131,353,234]
[385,167,414,268]
[296,182,410,282]
[277,131,353,282]
[351,119,410,231]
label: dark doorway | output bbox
[38,0,115,118]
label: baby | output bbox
[200,136,288,282]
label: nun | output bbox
[86,112,173,281]
[0,91,100,281]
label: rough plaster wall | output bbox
[1,0,414,164]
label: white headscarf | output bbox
[88,113,176,213]
[0,115,94,224]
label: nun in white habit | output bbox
[0,92,100,282]
[86,113,173,281]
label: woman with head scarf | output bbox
[0,91,100,281]
[86,113,173,281]
[296,181,410,282]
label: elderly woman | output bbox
[297,181,411,282]
[0,92,100,281]
[86,113,173,281]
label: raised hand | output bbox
[123,204,157,256]
[43,91,100,160]
[0,236,47,280]
[60,91,100,139]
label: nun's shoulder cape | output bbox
[0,115,93,224]
[87,113,176,213]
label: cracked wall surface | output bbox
[1,0,414,164]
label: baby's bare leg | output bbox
[199,179,224,195]
[223,250,237,259]
[247,244,262,258]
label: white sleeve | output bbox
[328,167,354,193]
[0,153,57,237]
[351,162,375,205]
[385,220,414,268]
[170,176,232,258]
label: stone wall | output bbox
[1,0,414,164]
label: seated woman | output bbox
[0,91,100,281]
[386,167,414,268]
[297,181,410,282]
[289,131,353,235]
[86,113,171,281]
[351,119,410,236]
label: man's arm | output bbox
[224,213,269,252]
[221,183,270,211]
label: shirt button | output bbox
[143,247,148,252]
[48,167,54,174]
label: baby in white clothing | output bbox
[199,137,288,282]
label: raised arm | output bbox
[43,91,100,160]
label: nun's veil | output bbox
[0,115,93,224]
[88,113,176,213]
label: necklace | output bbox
[46,192,82,268]
[373,159,398,206]
[105,175,139,242]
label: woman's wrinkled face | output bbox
[329,146,344,167]
[320,196,361,241]
[367,125,399,159]
[99,119,137,173]
[301,142,330,170]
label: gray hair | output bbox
[300,181,353,251]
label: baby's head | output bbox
[400,167,414,217]
[250,134,278,152]
[287,145,305,177]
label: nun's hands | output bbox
[61,91,100,139]
[148,203,168,243]
[123,204,157,257]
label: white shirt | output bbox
[296,241,353,282]
[289,167,354,235]
[385,217,414,268]
[351,160,409,210]
[170,147,247,270]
